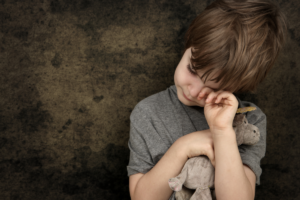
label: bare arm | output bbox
[213,129,256,200]
[130,138,187,200]
[204,90,257,200]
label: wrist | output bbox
[211,126,235,136]
[211,127,236,142]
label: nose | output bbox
[188,82,204,98]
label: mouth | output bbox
[183,92,192,101]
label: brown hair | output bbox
[184,0,288,93]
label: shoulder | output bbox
[130,85,179,120]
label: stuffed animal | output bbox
[168,107,260,200]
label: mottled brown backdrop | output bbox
[0,0,299,199]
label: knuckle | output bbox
[208,92,214,97]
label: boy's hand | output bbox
[203,90,238,134]
[197,87,214,101]
[179,129,215,167]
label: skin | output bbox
[174,47,223,107]
[129,47,256,200]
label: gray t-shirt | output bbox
[127,85,266,199]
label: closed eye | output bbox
[187,63,220,91]
[187,64,198,75]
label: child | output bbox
[127,0,287,199]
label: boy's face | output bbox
[174,47,222,107]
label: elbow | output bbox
[129,173,144,200]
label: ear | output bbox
[233,114,245,127]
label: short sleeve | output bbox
[238,108,267,185]
[127,104,169,177]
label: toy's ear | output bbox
[233,114,245,127]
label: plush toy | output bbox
[168,107,260,200]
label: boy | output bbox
[127,0,287,199]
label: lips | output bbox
[183,92,192,101]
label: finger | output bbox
[205,90,223,103]
[208,90,231,104]
[197,87,214,100]
[215,94,225,104]
[205,92,216,103]
[214,91,235,105]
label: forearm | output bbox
[133,138,188,200]
[212,128,254,200]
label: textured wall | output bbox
[0,0,299,199]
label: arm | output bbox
[129,138,187,200]
[204,91,257,200]
[213,128,255,200]
[129,130,256,200]
[129,129,216,200]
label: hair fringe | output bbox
[184,0,288,93]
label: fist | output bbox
[179,129,216,167]
[204,90,239,133]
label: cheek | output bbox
[174,67,183,85]
[175,67,189,84]
[190,98,206,107]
